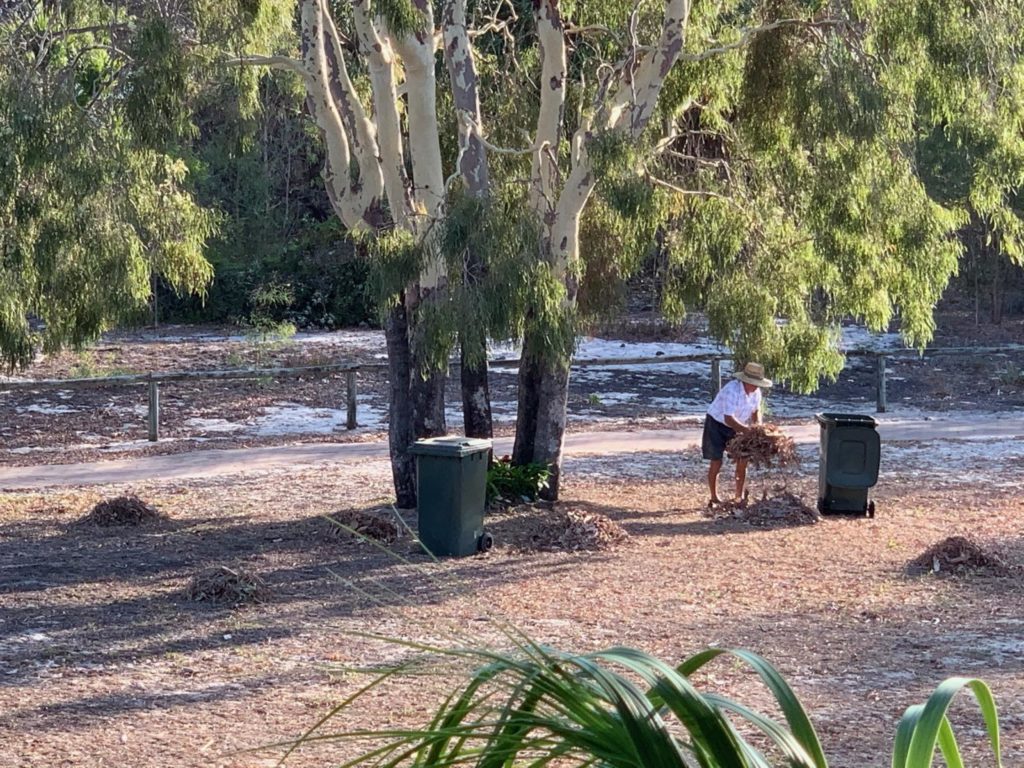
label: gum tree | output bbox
[0,3,219,369]
[498,0,1024,497]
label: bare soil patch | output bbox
[1,460,1022,767]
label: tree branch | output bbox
[443,0,490,198]
[682,17,848,63]
[224,55,313,85]
[531,0,568,223]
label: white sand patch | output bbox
[185,417,246,433]
[15,403,79,415]
[253,398,387,436]
[839,325,904,352]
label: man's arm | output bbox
[723,414,750,432]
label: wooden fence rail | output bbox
[2,345,1022,441]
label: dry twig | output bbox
[726,425,798,468]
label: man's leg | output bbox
[708,459,723,504]
[735,458,748,501]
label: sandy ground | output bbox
[1,443,1022,767]
[3,416,1024,490]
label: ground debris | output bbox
[186,565,269,606]
[324,508,400,544]
[78,495,164,526]
[726,426,798,469]
[707,489,819,527]
[908,536,1010,576]
[496,504,629,552]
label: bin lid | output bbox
[814,412,878,428]
[409,436,493,457]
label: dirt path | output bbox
[4,416,1022,489]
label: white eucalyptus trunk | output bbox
[515,0,693,498]
[444,0,493,438]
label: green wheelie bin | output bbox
[409,436,493,556]
[815,413,880,517]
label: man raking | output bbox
[702,361,773,506]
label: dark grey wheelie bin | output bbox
[409,436,493,556]
[815,413,880,517]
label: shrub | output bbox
[284,642,1004,768]
[487,456,550,503]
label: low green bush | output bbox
[283,642,1004,767]
[487,457,550,503]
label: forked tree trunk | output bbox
[384,301,416,509]
[460,332,493,439]
[511,0,691,500]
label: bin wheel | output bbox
[817,499,826,515]
[478,532,494,552]
[867,501,876,519]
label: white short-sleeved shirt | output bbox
[707,379,761,426]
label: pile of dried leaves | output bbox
[186,565,269,606]
[707,490,819,527]
[908,536,1010,576]
[530,507,629,552]
[325,508,400,544]
[726,426,798,469]
[79,495,165,527]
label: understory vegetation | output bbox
[290,640,1004,768]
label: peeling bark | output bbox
[351,0,415,226]
[530,0,567,226]
[295,0,454,502]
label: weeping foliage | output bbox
[0,52,214,369]
[0,0,302,370]
[613,0,1024,391]
[445,0,1024,392]
[281,639,1004,768]
[434,189,575,369]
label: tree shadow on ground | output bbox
[0,500,613,687]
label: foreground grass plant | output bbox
[280,638,1003,767]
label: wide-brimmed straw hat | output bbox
[734,361,773,388]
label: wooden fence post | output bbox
[346,370,357,430]
[711,357,722,397]
[876,354,887,414]
[147,378,160,442]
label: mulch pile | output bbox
[186,565,269,606]
[908,536,1010,576]
[79,495,165,526]
[498,505,629,552]
[324,508,400,544]
[726,426,798,468]
[707,490,819,527]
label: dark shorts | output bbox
[702,415,735,460]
